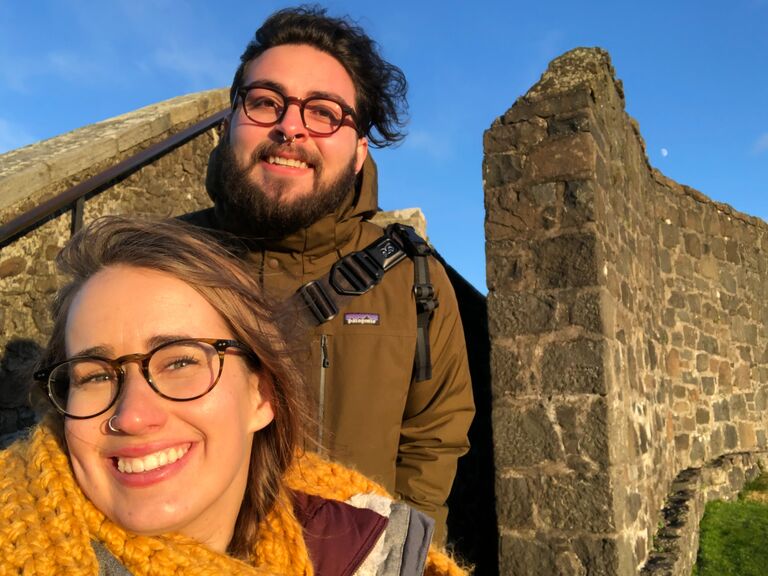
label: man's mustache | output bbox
[246,141,322,173]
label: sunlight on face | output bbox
[228,43,368,204]
[63,265,274,552]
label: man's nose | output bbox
[274,101,307,142]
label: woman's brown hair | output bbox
[39,215,308,559]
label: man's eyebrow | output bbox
[244,79,354,109]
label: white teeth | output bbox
[268,156,308,169]
[116,444,190,474]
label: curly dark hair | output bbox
[230,5,408,148]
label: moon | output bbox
[661,148,669,157]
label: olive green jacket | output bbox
[184,155,474,542]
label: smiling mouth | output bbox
[115,444,190,474]
[266,155,310,169]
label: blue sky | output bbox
[1,1,766,292]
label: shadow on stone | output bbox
[0,338,43,448]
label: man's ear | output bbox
[354,137,369,174]
[220,116,231,142]
[247,371,275,433]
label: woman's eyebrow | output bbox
[69,334,195,359]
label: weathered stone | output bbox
[484,118,548,153]
[538,472,614,530]
[483,153,523,188]
[526,132,597,183]
[724,424,739,449]
[489,292,557,336]
[541,338,606,394]
[0,257,26,278]
[496,475,535,528]
[534,233,599,289]
[493,401,563,467]
[490,343,528,398]
[499,535,559,576]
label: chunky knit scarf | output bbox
[0,423,465,575]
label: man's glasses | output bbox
[235,84,359,136]
[34,338,256,419]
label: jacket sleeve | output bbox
[395,257,475,544]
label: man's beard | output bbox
[207,139,358,239]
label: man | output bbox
[184,6,473,543]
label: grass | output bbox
[692,473,768,576]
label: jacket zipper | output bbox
[318,334,329,445]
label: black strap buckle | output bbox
[330,236,406,296]
[388,223,432,257]
[298,280,339,323]
[414,283,438,313]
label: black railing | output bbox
[0,108,229,248]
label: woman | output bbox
[0,216,466,575]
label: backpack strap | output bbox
[389,224,439,382]
[293,223,439,382]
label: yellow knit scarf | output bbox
[0,424,466,575]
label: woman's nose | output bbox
[107,365,168,435]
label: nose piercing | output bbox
[107,415,120,433]
[280,133,296,144]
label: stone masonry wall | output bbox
[484,47,767,575]
[0,89,229,440]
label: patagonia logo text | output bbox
[344,313,380,326]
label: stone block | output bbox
[568,289,604,334]
[499,534,559,576]
[730,394,747,419]
[563,180,598,226]
[697,334,719,355]
[713,400,730,422]
[45,137,119,184]
[548,111,593,136]
[684,233,702,257]
[0,163,50,211]
[488,292,557,336]
[483,153,523,188]
[526,132,597,184]
[483,118,548,153]
[490,342,528,398]
[0,257,26,278]
[493,401,563,467]
[739,422,756,449]
[660,221,679,248]
[534,233,599,289]
[538,472,614,531]
[502,87,594,123]
[725,239,740,264]
[696,353,709,372]
[541,338,606,394]
[496,475,535,528]
[695,407,710,425]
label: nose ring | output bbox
[280,133,296,144]
[107,415,121,433]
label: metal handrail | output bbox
[0,108,229,248]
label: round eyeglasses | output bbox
[235,84,359,136]
[34,338,256,419]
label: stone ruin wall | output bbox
[485,47,767,575]
[0,89,229,439]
